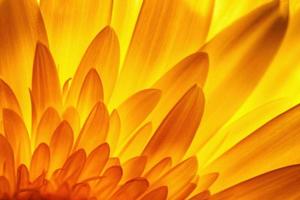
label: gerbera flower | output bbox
[0,0,300,199]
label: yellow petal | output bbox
[189,0,289,155]
[106,110,121,155]
[0,135,15,192]
[49,121,73,174]
[151,157,198,197]
[144,157,172,184]
[0,0,47,127]
[110,178,149,200]
[79,143,110,181]
[30,143,50,181]
[76,69,104,119]
[149,52,208,130]
[40,0,112,83]
[141,186,168,200]
[121,156,147,183]
[119,123,152,161]
[63,106,81,139]
[3,109,31,166]
[143,86,204,166]
[35,107,61,147]
[117,89,161,143]
[32,43,62,117]
[205,104,300,192]
[211,165,300,199]
[74,102,109,154]
[112,0,213,106]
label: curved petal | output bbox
[30,143,50,181]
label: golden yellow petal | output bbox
[121,156,147,184]
[79,143,110,182]
[211,165,300,199]
[144,157,172,184]
[117,89,161,143]
[76,69,104,120]
[62,106,81,138]
[3,109,31,166]
[205,104,300,192]
[30,143,50,181]
[143,86,204,166]
[49,121,73,174]
[40,0,112,83]
[140,186,168,200]
[0,0,47,127]
[112,0,213,106]
[110,178,149,200]
[119,123,152,161]
[106,110,121,155]
[35,107,61,147]
[189,0,289,155]
[74,102,109,154]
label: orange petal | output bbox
[109,178,149,200]
[76,69,104,120]
[0,135,15,192]
[189,0,289,154]
[16,164,30,190]
[195,173,219,193]
[119,123,152,161]
[205,104,300,192]
[71,183,91,200]
[121,156,147,183]
[106,110,121,155]
[113,0,213,106]
[189,191,210,200]
[144,157,172,184]
[171,182,197,200]
[32,42,62,116]
[79,143,110,181]
[151,157,198,197]
[30,143,50,181]
[49,121,74,174]
[67,27,119,105]
[41,0,112,83]
[117,89,161,143]
[3,109,31,166]
[0,176,11,198]
[211,165,300,199]
[35,107,61,147]
[140,186,168,200]
[149,52,208,129]
[143,86,204,166]
[74,102,109,154]
[0,0,47,127]
[56,150,86,185]
[63,106,81,139]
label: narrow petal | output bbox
[76,69,104,119]
[117,89,161,143]
[16,165,30,190]
[30,143,50,181]
[151,157,198,197]
[3,109,31,166]
[112,0,213,106]
[49,121,73,174]
[189,191,210,200]
[121,156,147,183]
[74,102,109,154]
[0,176,11,198]
[119,123,152,161]
[106,110,121,155]
[211,165,300,199]
[189,0,289,155]
[79,143,110,181]
[109,178,149,200]
[205,104,300,192]
[63,106,81,138]
[40,0,113,83]
[0,135,15,192]
[0,0,47,126]
[143,86,204,166]
[141,186,168,200]
[144,157,172,184]
[32,43,62,116]
[35,107,61,147]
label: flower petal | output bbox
[121,156,147,183]
[3,109,31,166]
[30,143,50,181]
[211,165,300,199]
[140,186,168,200]
[143,85,204,166]
[74,102,109,154]
[205,104,300,192]
[106,110,121,155]
[32,43,62,116]
[144,157,172,184]
[63,106,80,139]
[189,0,289,155]
[40,0,112,82]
